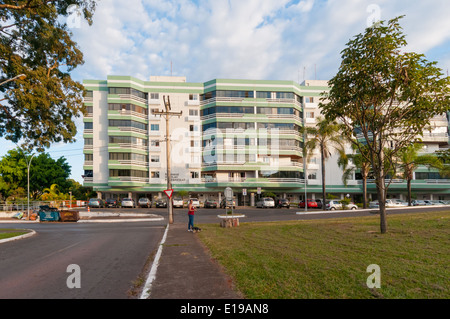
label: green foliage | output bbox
[0,0,97,151]
[320,16,450,232]
[0,147,71,199]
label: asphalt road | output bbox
[0,221,166,299]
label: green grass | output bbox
[0,229,30,240]
[198,211,450,299]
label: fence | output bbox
[0,200,87,212]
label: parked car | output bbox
[189,198,200,208]
[411,200,426,206]
[276,198,290,208]
[172,197,184,208]
[369,200,379,208]
[121,198,136,208]
[88,198,105,208]
[105,198,118,208]
[155,199,167,208]
[326,200,342,210]
[204,199,218,208]
[220,198,235,208]
[327,201,357,210]
[315,199,323,209]
[256,197,275,208]
[138,197,151,208]
[298,199,318,209]
[392,199,408,207]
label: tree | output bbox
[301,117,345,210]
[0,0,97,151]
[397,143,442,206]
[0,148,71,199]
[338,143,371,208]
[320,16,450,233]
[435,149,450,178]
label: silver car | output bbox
[121,198,135,208]
[256,197,275,208]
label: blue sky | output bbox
[1,0,450,183]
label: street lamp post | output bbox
[153,96,182,224]
[27,153,36,220]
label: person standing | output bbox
[187,199,196,231]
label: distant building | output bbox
[82,75,449,205]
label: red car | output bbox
[298,200,318,208]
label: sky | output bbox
[1,0,450,183]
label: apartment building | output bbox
[82,76,450,205]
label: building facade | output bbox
[82,76,450,205]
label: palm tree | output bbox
[338,143,371,208]
[301,117,345,210]
[397,143,442,206]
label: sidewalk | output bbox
[146,221,243,299]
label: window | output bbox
[109,153,148,162]
[189,94,198,101]
[151,171,160,178]
[109,136,147,146]
[200,106,253,116]
[190,171,199,179]
[189,125,198,132]
[200,90,254,100]
[151,124,160,131]
[256,91,271,99]
[305,97,315,103]
[109,169,148,178]
[108,87,148,100]
[84,138,93,145]
[108,103,148,115]
[276,92,294,99]
[84,90,93,98]
[84,122,93,130]
[150,93,159,100]
[151,140,160,147]
[85,154,93,161]
[108,119,148,131]
[189,109,198,116]
[306,112,315,118]
[151,155,160,163]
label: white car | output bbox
[369,200,379,208]
[391,199,408,207]
[121,198,135,208]
[173,197,184,208]
[256,197,275,208]
[189,198,200,208]
[326,200,358,210]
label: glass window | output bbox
[84,122,93,130]
[256,91,271,99]
[151,124,160,131]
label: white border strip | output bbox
[0,229,36,244]
[139,223,170,299]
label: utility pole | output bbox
[153,95,182,224]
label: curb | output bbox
[0,229,37,244]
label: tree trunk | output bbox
[374,145,387,234]
[407,177,412,206]
[362,177,368,209]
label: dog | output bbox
[192,226,202,233]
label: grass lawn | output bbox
[0,229,30,240]
[198,211,450,299]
